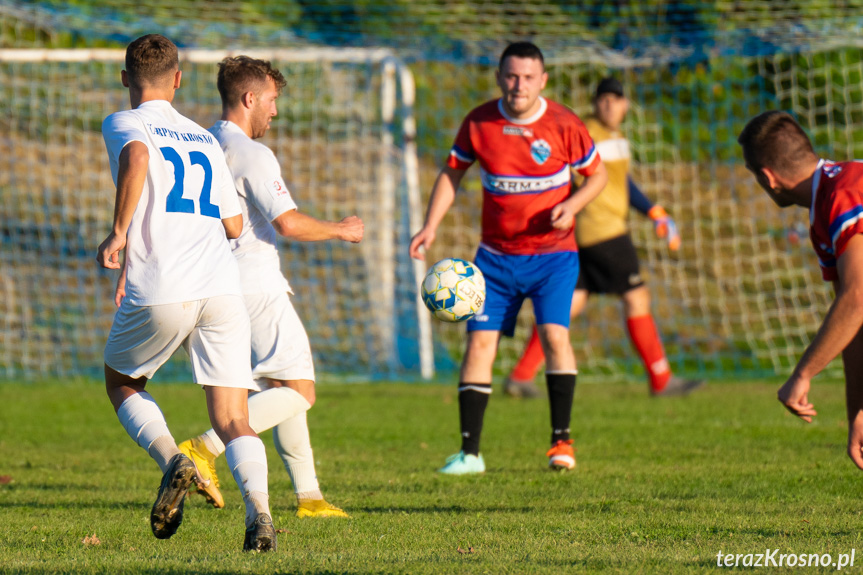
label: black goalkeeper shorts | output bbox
[576,234,645,295]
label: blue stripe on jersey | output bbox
[570,144,597,170]
[450,144,475,163]
[828,205,863,246]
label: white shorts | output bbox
[245,290,315,389]
[104,295,255,389]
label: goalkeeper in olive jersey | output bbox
[506,77,704,398]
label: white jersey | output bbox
[102,100,242,305]
[209,120,297,295]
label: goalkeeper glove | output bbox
[648,206,680,251]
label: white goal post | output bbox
[0,47,434,381]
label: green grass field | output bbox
[1,378,860,574]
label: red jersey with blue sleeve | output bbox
[447,97,601,255]
[809,160,863,281]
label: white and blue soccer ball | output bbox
[421,258,486,322]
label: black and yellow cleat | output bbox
[150,454,197,539]
[243,513,277,552]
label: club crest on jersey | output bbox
[530,139,551,165]
[824,164,843,178]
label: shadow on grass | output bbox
[726,526,854,538]
[4,569,390,575]
[351,504,535,514]
[1,499,536,515]
[0,500,146,510]
[0,482,145,493]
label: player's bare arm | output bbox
[271,210,364,243]
[409,165,466,260]
[97,141,149,269]
[778,234,863,422]
[222,214,243,239]
[550,162,608,230]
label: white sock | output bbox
[225,436,270,527]
[116,392,179,473]
[249,387,311,434]
[201,387,311,457]
[148,436,182,473]
[273,411,320,497]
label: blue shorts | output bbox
[467,248,580,337]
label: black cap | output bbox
[596,77,624,97]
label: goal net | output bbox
[417,40,849,381]
[3,2,862,383]
[0,48,433,380]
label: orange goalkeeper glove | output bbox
[648,206,680,251]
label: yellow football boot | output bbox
[296,499,350,519]
[178,437,225,509]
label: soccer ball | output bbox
[421,258,486,322]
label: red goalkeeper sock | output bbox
[626,315,671,393]
[511,324,545,381]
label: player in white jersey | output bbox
[174,55,363,518]
[98,35,275,552]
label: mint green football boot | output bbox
[438,451,486,475]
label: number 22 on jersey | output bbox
[160,146,220,218]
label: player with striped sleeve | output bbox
[738,110,863,470]
[409,42,608,474]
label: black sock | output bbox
[546,373,576,444]
[458,382,491,455]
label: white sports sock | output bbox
[273,411,320,497]
[148,436,182,473]
[249,387,312,434]
[200,387,311,458]
[116,392,179,472]
[225,435,270,527]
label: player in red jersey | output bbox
[505,77,703,399]
[409,42,608,474]
[739,110,863,469]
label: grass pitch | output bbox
[0,377,860,574]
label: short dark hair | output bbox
[499,42,544,70]
[738,111,817,176]
[124,34,178,89]
[595,77,624,98]
[217,56,287,109]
